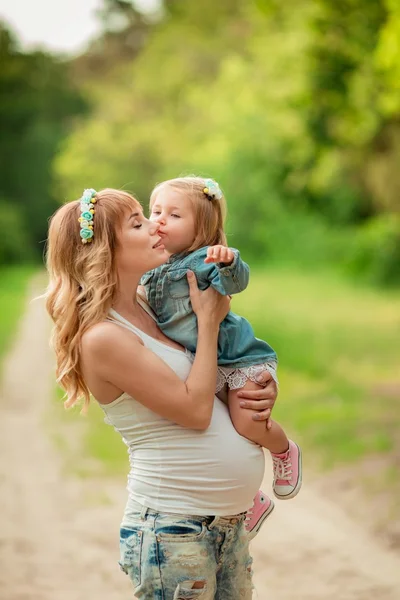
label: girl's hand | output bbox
[237,371,277,429]
[204,245,234,265]
[187,270,230,326]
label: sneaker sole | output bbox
[273,443,303,501]
[247,500,275,542]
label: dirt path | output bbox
[0,278,399,600]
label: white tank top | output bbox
[101,302,265,516]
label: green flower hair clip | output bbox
[203,178,223,201]
[78,188,97,244]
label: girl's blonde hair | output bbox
[45,188,140,410]
[150,176,227,251]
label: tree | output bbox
[0,23,87,260]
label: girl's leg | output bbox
[228,380,288,452]
[228,381,302,531]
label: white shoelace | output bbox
[245,506,254,523]
[272,455,293,482]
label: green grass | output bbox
[53,267,400,475]
[0,265,36,368]
[233,267,400,467]
[53,385,127,476]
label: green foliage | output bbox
[0,200,30,264]
[345,213,400,285]
[375,0,400,116]
[0,23,87,264]
[234,268,400,466]
[52,0,400,286]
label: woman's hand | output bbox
[188,270,230,327]
[237,371,277,429]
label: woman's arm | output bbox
[82,272,229,430]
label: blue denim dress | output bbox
[141,247,276,369]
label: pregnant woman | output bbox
[45,188,278,599]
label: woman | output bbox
[45,188,277,600]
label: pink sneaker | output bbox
[245,490,275,540]
[272,440,302,500]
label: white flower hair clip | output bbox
[203,179,223,201]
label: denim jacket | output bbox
[141,246,276,368]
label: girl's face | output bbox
[115,204,169,275]
[149,187,196,255]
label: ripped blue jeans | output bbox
[119,499,253,599]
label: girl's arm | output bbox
[194,245,249,295]
[82,272,229,430]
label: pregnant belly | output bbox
[130,399,265,516]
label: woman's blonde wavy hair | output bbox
[150,176,227,251]
[45,188,140,410]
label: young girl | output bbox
[141,176,302,539]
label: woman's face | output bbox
[115,204,169,276]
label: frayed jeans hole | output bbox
[118,561,129,575]
[173,580,207,599]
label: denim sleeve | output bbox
[140,269,154,299]
[194,247,250,295]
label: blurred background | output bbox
[1,0,400,280]
[0,0,399,597]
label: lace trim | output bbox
[216,361,278,393]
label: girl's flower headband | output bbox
[203,179,223,201]
[78,188,97,244]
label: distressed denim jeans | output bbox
[119,500,253,599]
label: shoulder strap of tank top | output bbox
[136,292,157,321]
[106,309,142,336]
[106,293,156,336]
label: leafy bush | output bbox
[0,201,31,265]
[345,214,400,286]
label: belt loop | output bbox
[208,516,219,530]
[140,505,148,521]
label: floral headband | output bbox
[203,179,223,201]
[78,188,97,243]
